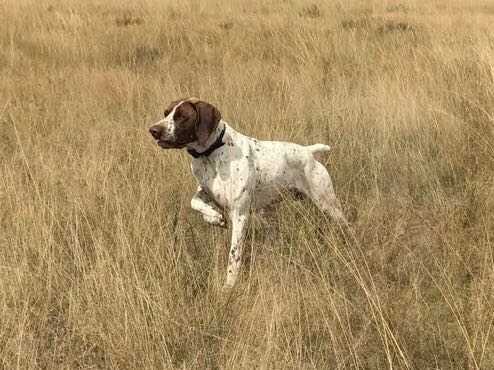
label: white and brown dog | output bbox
[149,98,346,289]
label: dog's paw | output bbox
[222,281,235,293]
[203,213,226,228]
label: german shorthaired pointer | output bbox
[149,98,346,289]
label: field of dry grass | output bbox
[1,0,494,368]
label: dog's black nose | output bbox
[149,125,162,140]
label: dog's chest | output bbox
[191,157,239,208]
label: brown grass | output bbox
[1,0,494,368]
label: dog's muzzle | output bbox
[149,125,163,140]
[149,125,186,149]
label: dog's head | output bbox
[149,98,221,149]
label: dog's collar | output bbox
[187,125,226,159]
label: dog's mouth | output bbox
[157,139,186,149]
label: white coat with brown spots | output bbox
[149,98,347,289]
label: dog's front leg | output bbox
[190,187,226,227]
[223,205,249,289]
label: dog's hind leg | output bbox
[302,160,347,224]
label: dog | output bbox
[149,98,346,288]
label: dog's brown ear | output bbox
[194,101,221,145]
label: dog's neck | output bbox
[186,120,227,158]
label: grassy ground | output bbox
[1,0,494,368]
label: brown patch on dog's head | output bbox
[163,99,181,118]
[150,98,221,148]
[170,101,198,146]
[167,98,221,145]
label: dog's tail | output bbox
[306,144,331,154]
[306,144,331,161]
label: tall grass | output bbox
[1,0,493,368]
